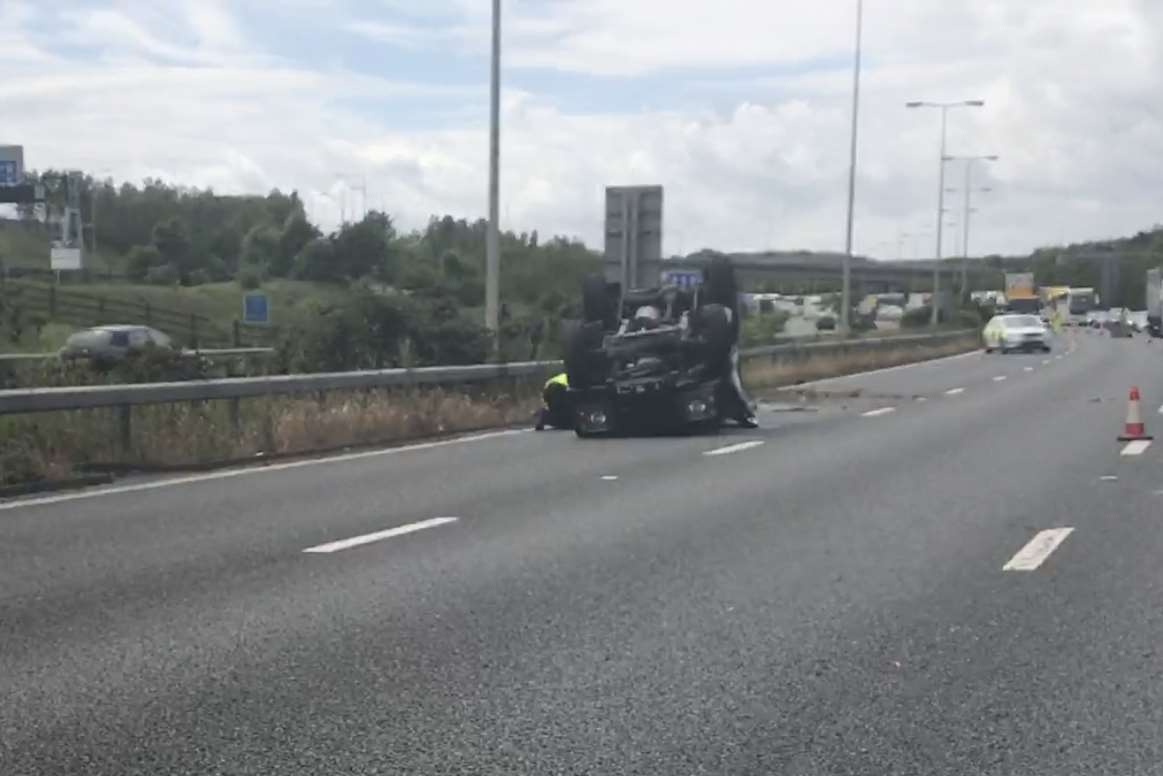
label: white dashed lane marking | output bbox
[993,376,1007,382]
[303,517,459,554]
[1024,366,1034,372]
[1121,440,1152,457]
[704,440,766,457]
[945,387,966,396]
[862,407,897,418]
[1003,528,1075,572]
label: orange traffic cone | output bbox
[1119,386,1153,441]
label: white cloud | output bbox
[4,0,1163,261]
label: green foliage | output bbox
[205,255,229,281]
[901,306,953,328]
[274,213,319,278]
[151,217,192,278]
[145,263,179,286]
[240,223,281,273]
[238,269,263,291]
[740,310,789,346]
[333,211,398,281]
[275,289,491,373]
[901,306,930,328]
[126,244,163,281]
[292,237,339,282]
[187,269,212,286]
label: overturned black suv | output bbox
[564,257,756,437]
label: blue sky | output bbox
[2,0,1162,256]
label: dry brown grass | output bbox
[1,381,541,485]
[743,335,979,392]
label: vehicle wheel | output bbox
[701,257,740,342]
[582,274,615,331]
[693,303,732,368]
[702,256,737,307]
[564,321,605,390]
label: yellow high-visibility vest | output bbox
[544,372,568,390]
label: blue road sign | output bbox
[0,161,18,186]
[243,292,270,324]
[661,270,702,290]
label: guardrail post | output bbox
[144,301,152,325]
[232,320,241,347]
[97,296,106,323]
[118,404,132,457]
[229,397,242,433]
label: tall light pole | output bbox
[485,0,502,341]
[952,155,998,296]
[906,99,985,325]
[841,0,863,334]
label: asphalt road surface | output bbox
[6,328,1163,774]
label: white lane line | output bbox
[1042,359,1051,365]
[862,407,897,418]
[915,397,928,403]
[1023,366,1034,372]
[600,475,620,481]
[790,349,982,389]
[1121,440,1152,456]
[1054,355,1063,360]
[0,429,530,512]
[944,387,966,396]
[303,517,458,554]
[1003,528,1075,572]
[1100,475,1119,482]
[993,376,1007,382]
[704,440,765,457]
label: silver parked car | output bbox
[60,325,173,361]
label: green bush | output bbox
[901,306,931,328]
[741,311,789,347]
[238,269,262,290]
[126,245,163,282]
[145,263,179,286]
[901,305,957,328]
[186,268,212,286]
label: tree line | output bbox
[13,171,601,367]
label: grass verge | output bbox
[743,333,980,392]
[1,381,541,487]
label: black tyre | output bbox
[582,274,615,330]
[702,256,738,308]
[700,256,740,342]
[564,320,605,390]
[694,303,733,369]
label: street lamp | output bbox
[841,0,864,335]
[946,154,998,296]
[906,99,986,325]
[485,0,502,342]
